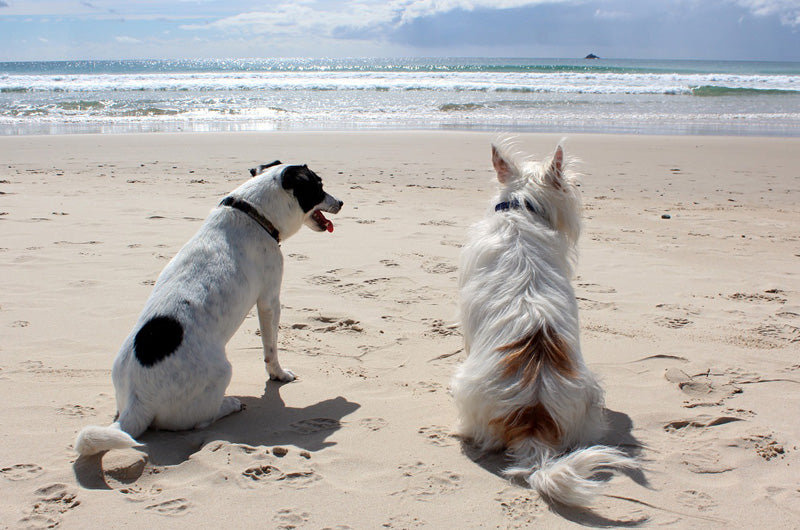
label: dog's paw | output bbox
[270,369,296,383]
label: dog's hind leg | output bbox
[194,396,243,429]
[257,296,295,382]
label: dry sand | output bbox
[0,131,798,528]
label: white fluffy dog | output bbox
[75,162,342,456]
[451,141,635,507]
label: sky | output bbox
[1,0,799,62]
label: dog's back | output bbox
[452,141,635,507]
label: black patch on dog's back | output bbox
[134,315,184,367]
[281,165,326,213]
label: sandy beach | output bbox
[0,131,798,528]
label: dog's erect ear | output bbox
[249,160,282,177]
[492,145,513,184]
[544,146,565,190]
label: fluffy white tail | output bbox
[74,423,141,456]
[506,446,636,507]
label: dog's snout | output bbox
[326,197,343,214]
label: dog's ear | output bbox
[281,165,325,213]
[544,146,565,190]
[250,160,282,177]
[492,145,513,184]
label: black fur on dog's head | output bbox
[280,164,328,214]
[246,161,342,233]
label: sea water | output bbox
[1,57,798,136]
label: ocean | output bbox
[1,57,799,136]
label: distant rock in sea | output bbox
[585,53,600,59]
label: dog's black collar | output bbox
[495,198,546,219]
[219,196,280,243]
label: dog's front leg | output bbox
[257,297,296,382]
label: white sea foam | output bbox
[1,58,799,136]
[1,70,798,95]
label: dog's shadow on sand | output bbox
[461,408,650,528]
[74,381,360,489]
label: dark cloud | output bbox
[381,1,800,61]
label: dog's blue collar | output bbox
[495,198,546,219]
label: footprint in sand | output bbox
[56,404,96,417]
[1,463,44,481]
[409,380,443,394]
[308,274,340,286]
[655,316,693,329]
[753,321,800,346]
[420,219,456,227]
[382,514,426,528]
[19,483,80,529]
[243,464,284,481]
[495,487,547,527]
[664,368,743,408]
[359,417,388,432]
[728,291,787,303]
[392,462,462,500]
[676,489,717,512]
[116,484,166,503]
[663,415,743,433]
[577,282,618,294]
[311,316,364,333]
[144,498,191,516]
[289,417,341,435]
[576,297,616,311]
[244,459,320,487]
[417,425,456,447]
[273,508,310,529]
[439,237,462,248]
[585,323,641,339]
[678,448,734,475]
[423,318,459,338]
[663,416,742,474]
[413,471,462,499]
[421,260,457,275]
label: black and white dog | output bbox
[75,162,342,456]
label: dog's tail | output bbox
[505,445,636,507]
[74,399,150,456]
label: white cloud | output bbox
[394,0,563,23]
[179,0,576,36]
[735,0,800,25]
[180,4,376,34]
[594,9,632,20]
[115,35,142,44]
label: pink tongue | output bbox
[315,210,334,233]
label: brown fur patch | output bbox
[490,403,562,447]
[497,325,576,385]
